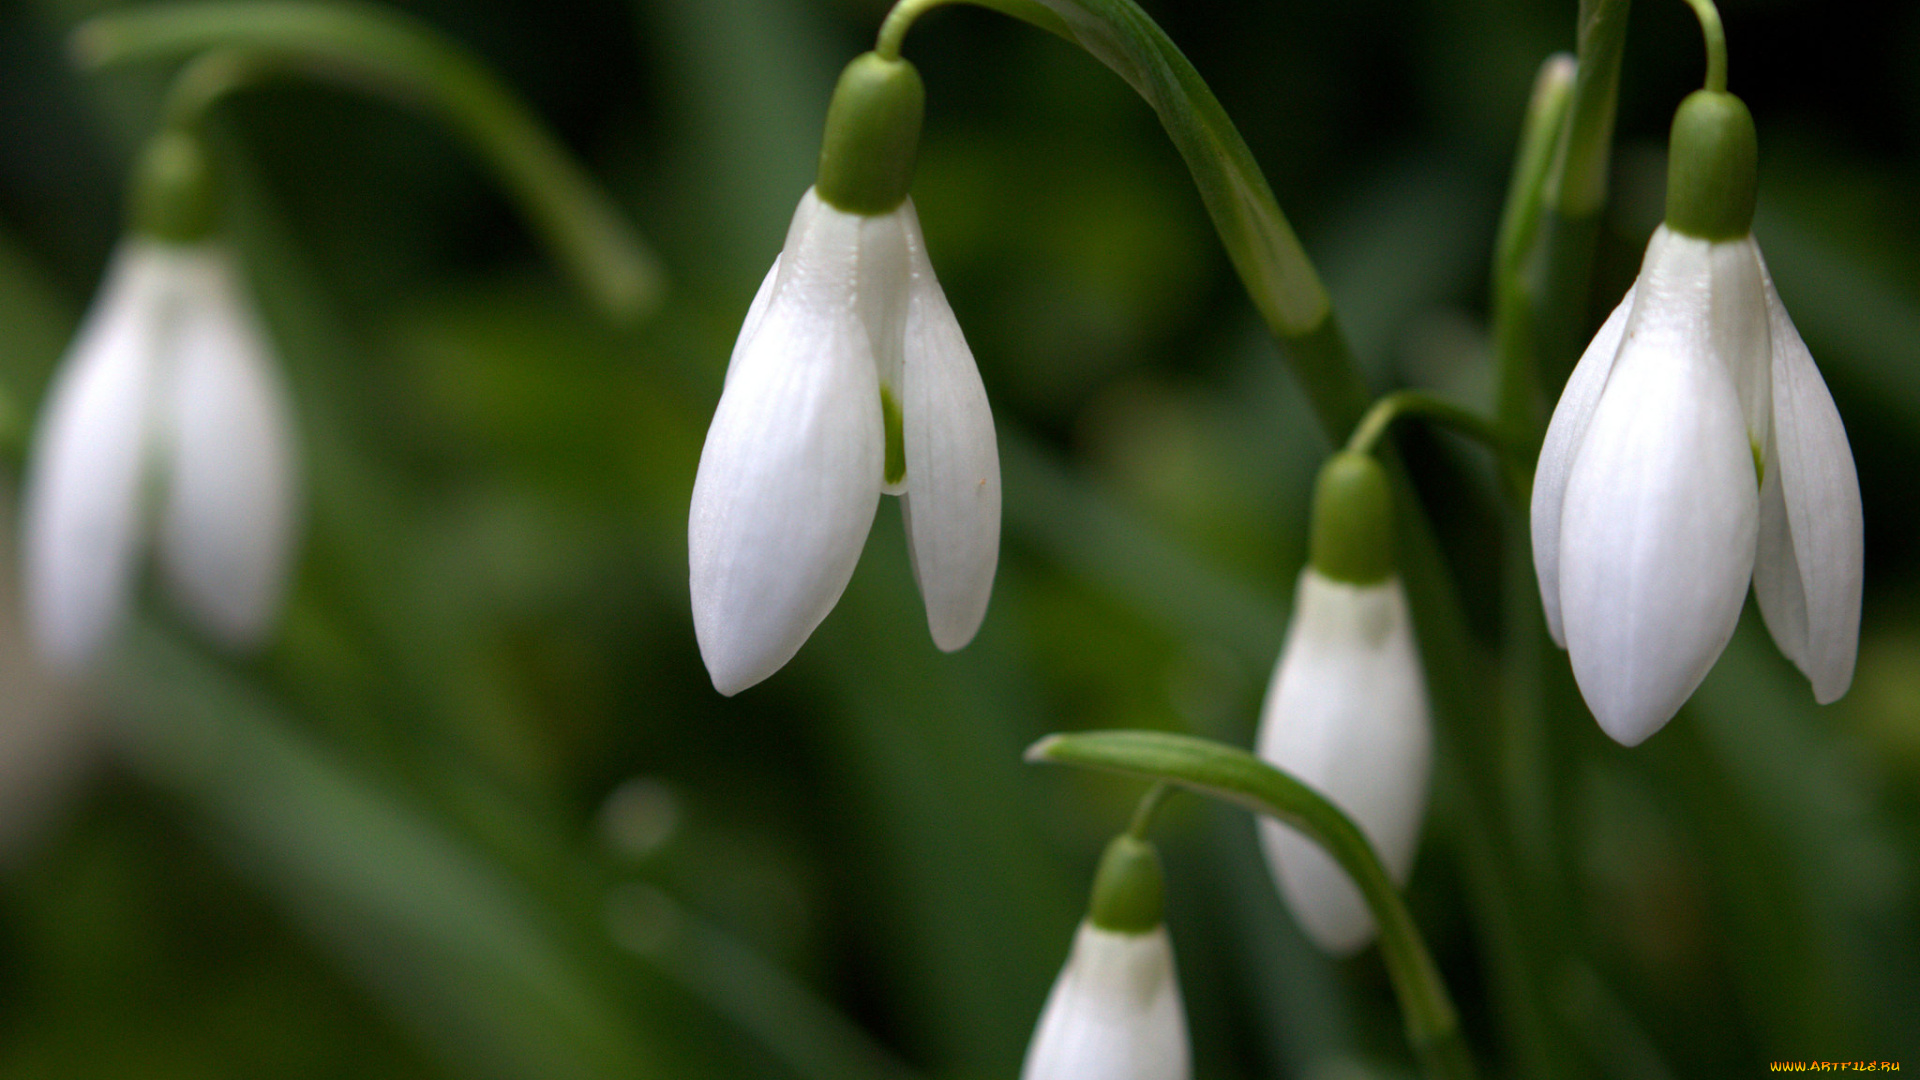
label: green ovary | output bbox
[881,384,906,487]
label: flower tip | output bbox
[1586,697,1670,749]
[1259,824,1380,955]
[927,611,982,653]
[693,630,774,698]
[688,551,854,696]
[1571,633,1691,745]
[1811,662,1853,707]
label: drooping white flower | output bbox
[21,239,300,672]
[1021,920,1191,1080]
[1531,225,1862,746]
[1256,567,1432,955]
[688,187,999,695]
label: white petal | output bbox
[1751,257,1861,703]
[1533,281,1636,647]
[18,242,174,671]
[722,254,781,392]
[1707,234,1773,454]
[1255,571,1431,955]
[154,246,301,649]
[689,194,884,695]
[1020,922,1190,1080]
[896,199,999,651]
[1557,232,1758,746]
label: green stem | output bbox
[1029,731,1478,1080]
[1491,53,1576,460]
[1531,0,1630,379]
[1680,0,1728,94]
[876,0,1073,62]
[72,0,662,322]
[1495,55,1579,295]
[160,48,276,130]
[1550,0,1632,222]
[1345,389,1514,464]
[1126,781,1175,840]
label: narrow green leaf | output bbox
[1492,53,1575,456]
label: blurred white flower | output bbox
[1020,920,1191,1080]
[1256,568,1431,955]
[21,239,300,672]
[1531,225,1862,746]
[689,187,999,695]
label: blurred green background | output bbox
[0,0,1916,1076]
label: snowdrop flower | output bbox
[1531,88,1862,747]
[1256,452,1431,955]
[1022,835,1191,1080]
[20,131,299,673]
[689,53,999,695]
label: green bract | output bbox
[1310,451,1395,586]
[1088,833,1165,934]
[129,128,219,244]
[815,52,925,216]
[1665,89,1757,242]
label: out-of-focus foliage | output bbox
[0,0,1915,1077]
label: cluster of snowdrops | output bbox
[20,0,1862,1077]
